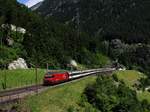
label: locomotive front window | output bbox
[45,75,54,78]
[47,72,56,75]
[45,72,56,78]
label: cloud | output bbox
[25,0,44,7]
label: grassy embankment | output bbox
[0,69,46,91]
[17,70,150,112]
[18,76,97,112]
[115,70,150,103]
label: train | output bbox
[43,67,116,85]
[43,71,70,85]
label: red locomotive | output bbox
[43,72,70,85]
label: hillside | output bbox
[0,0,42,67]
[115,70,150,103]
[1,0,150,75]
[37,0,150,44]
[0,0,110,69]
[35,0,150,77]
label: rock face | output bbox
[8,58,28,70]
[10,25,26,34]
[6,37,14,46]
[110,39,123,49]
[1,24,26,34]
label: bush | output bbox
[83,76,150,112]
[95,53,110,67]
[0,46,18,66]
[112,73,119,82]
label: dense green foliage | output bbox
[37,0,150,79]
[36,0,150,86]
[0,0,110,69]
[139,77,150,90]
[1,0,150,72]
[38,0,150,44]
[107,39,150,76]
[0,0,34,66]
[82,76,150,112]
[0,30,26,66]
[23,17,110,68]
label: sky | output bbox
[17,0,44,7]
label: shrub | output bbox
[83,76,150,112]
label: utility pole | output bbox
[0,27,2,49]
[1,26,3,68]
[0,31,3,72]
[30,63,38,94]
[4,65,7,89]
[47,63,49,72]
[35,65,38,95]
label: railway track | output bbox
[0,67,115,105]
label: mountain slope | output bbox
[30,1,43,11]
[0,0,110,68]
[37,0,150,43]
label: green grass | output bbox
[18,76,96,112]
[138,91,150,103]
[115,70,150,103]
[0,69,46,91]
[115,70,145,88]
